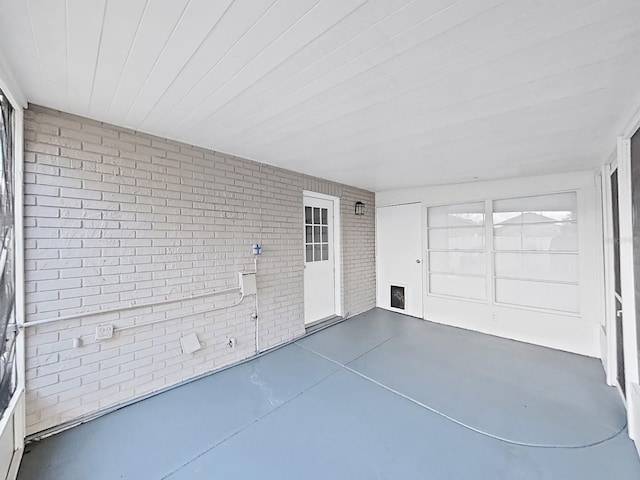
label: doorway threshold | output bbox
[305,315,344,334]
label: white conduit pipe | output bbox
[20,286,241,329]
[254,256,260,354]
[113,293,246,333]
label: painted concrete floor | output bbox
[18,309,640,479]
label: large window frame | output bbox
[426,191,580,316]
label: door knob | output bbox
[416,259,421,264]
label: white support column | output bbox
[13,106,26,456]
[600,164,617,386]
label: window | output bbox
[493,192,579,313]
[305,206,329,262]
[426,192,580,314]
[427,202,487,300]
[0,90,16,415]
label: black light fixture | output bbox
[355,201,365,216]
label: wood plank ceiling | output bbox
[1,0,640,190]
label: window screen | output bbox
[0,90,16,415]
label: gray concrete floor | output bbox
[18,309,640,479]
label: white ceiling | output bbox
[1,0,640,191]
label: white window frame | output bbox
[425,201,489,304]
[426,191,581,316]
[491,192,580,315]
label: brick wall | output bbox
[23,105,375,435]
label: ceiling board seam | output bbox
[181,0,418,138]
[209,0,614,146]
[152,0,283,127]
[134,0,236,128]
[184,0,472,139]
[24,0,44,90]
[191,0,494,143]
[194,0,508,144]
[87,0,109,112]
[104,0,149,116]
[64,0,69,106]
[168,0,330,132]
[202,0,547,137]
[281,85,613,159]
[121,0,193,122]
[139,0,371,129]
[247,32,640,152]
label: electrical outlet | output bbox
[95,324,114,341]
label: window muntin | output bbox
[305,206,329,262]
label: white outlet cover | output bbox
[180,332,202,355]
[95,324,113,341]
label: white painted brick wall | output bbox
[23,105,376,435]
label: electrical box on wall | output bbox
[238,272,257,296]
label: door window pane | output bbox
[305,203,331,263]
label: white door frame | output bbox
[303,191,342,319]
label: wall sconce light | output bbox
[355,201,365,216]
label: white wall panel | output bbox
[376,171,603,357]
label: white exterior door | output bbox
[303,195,336,324]
[376,203,423,318]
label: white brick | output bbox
[24,106,375,436]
